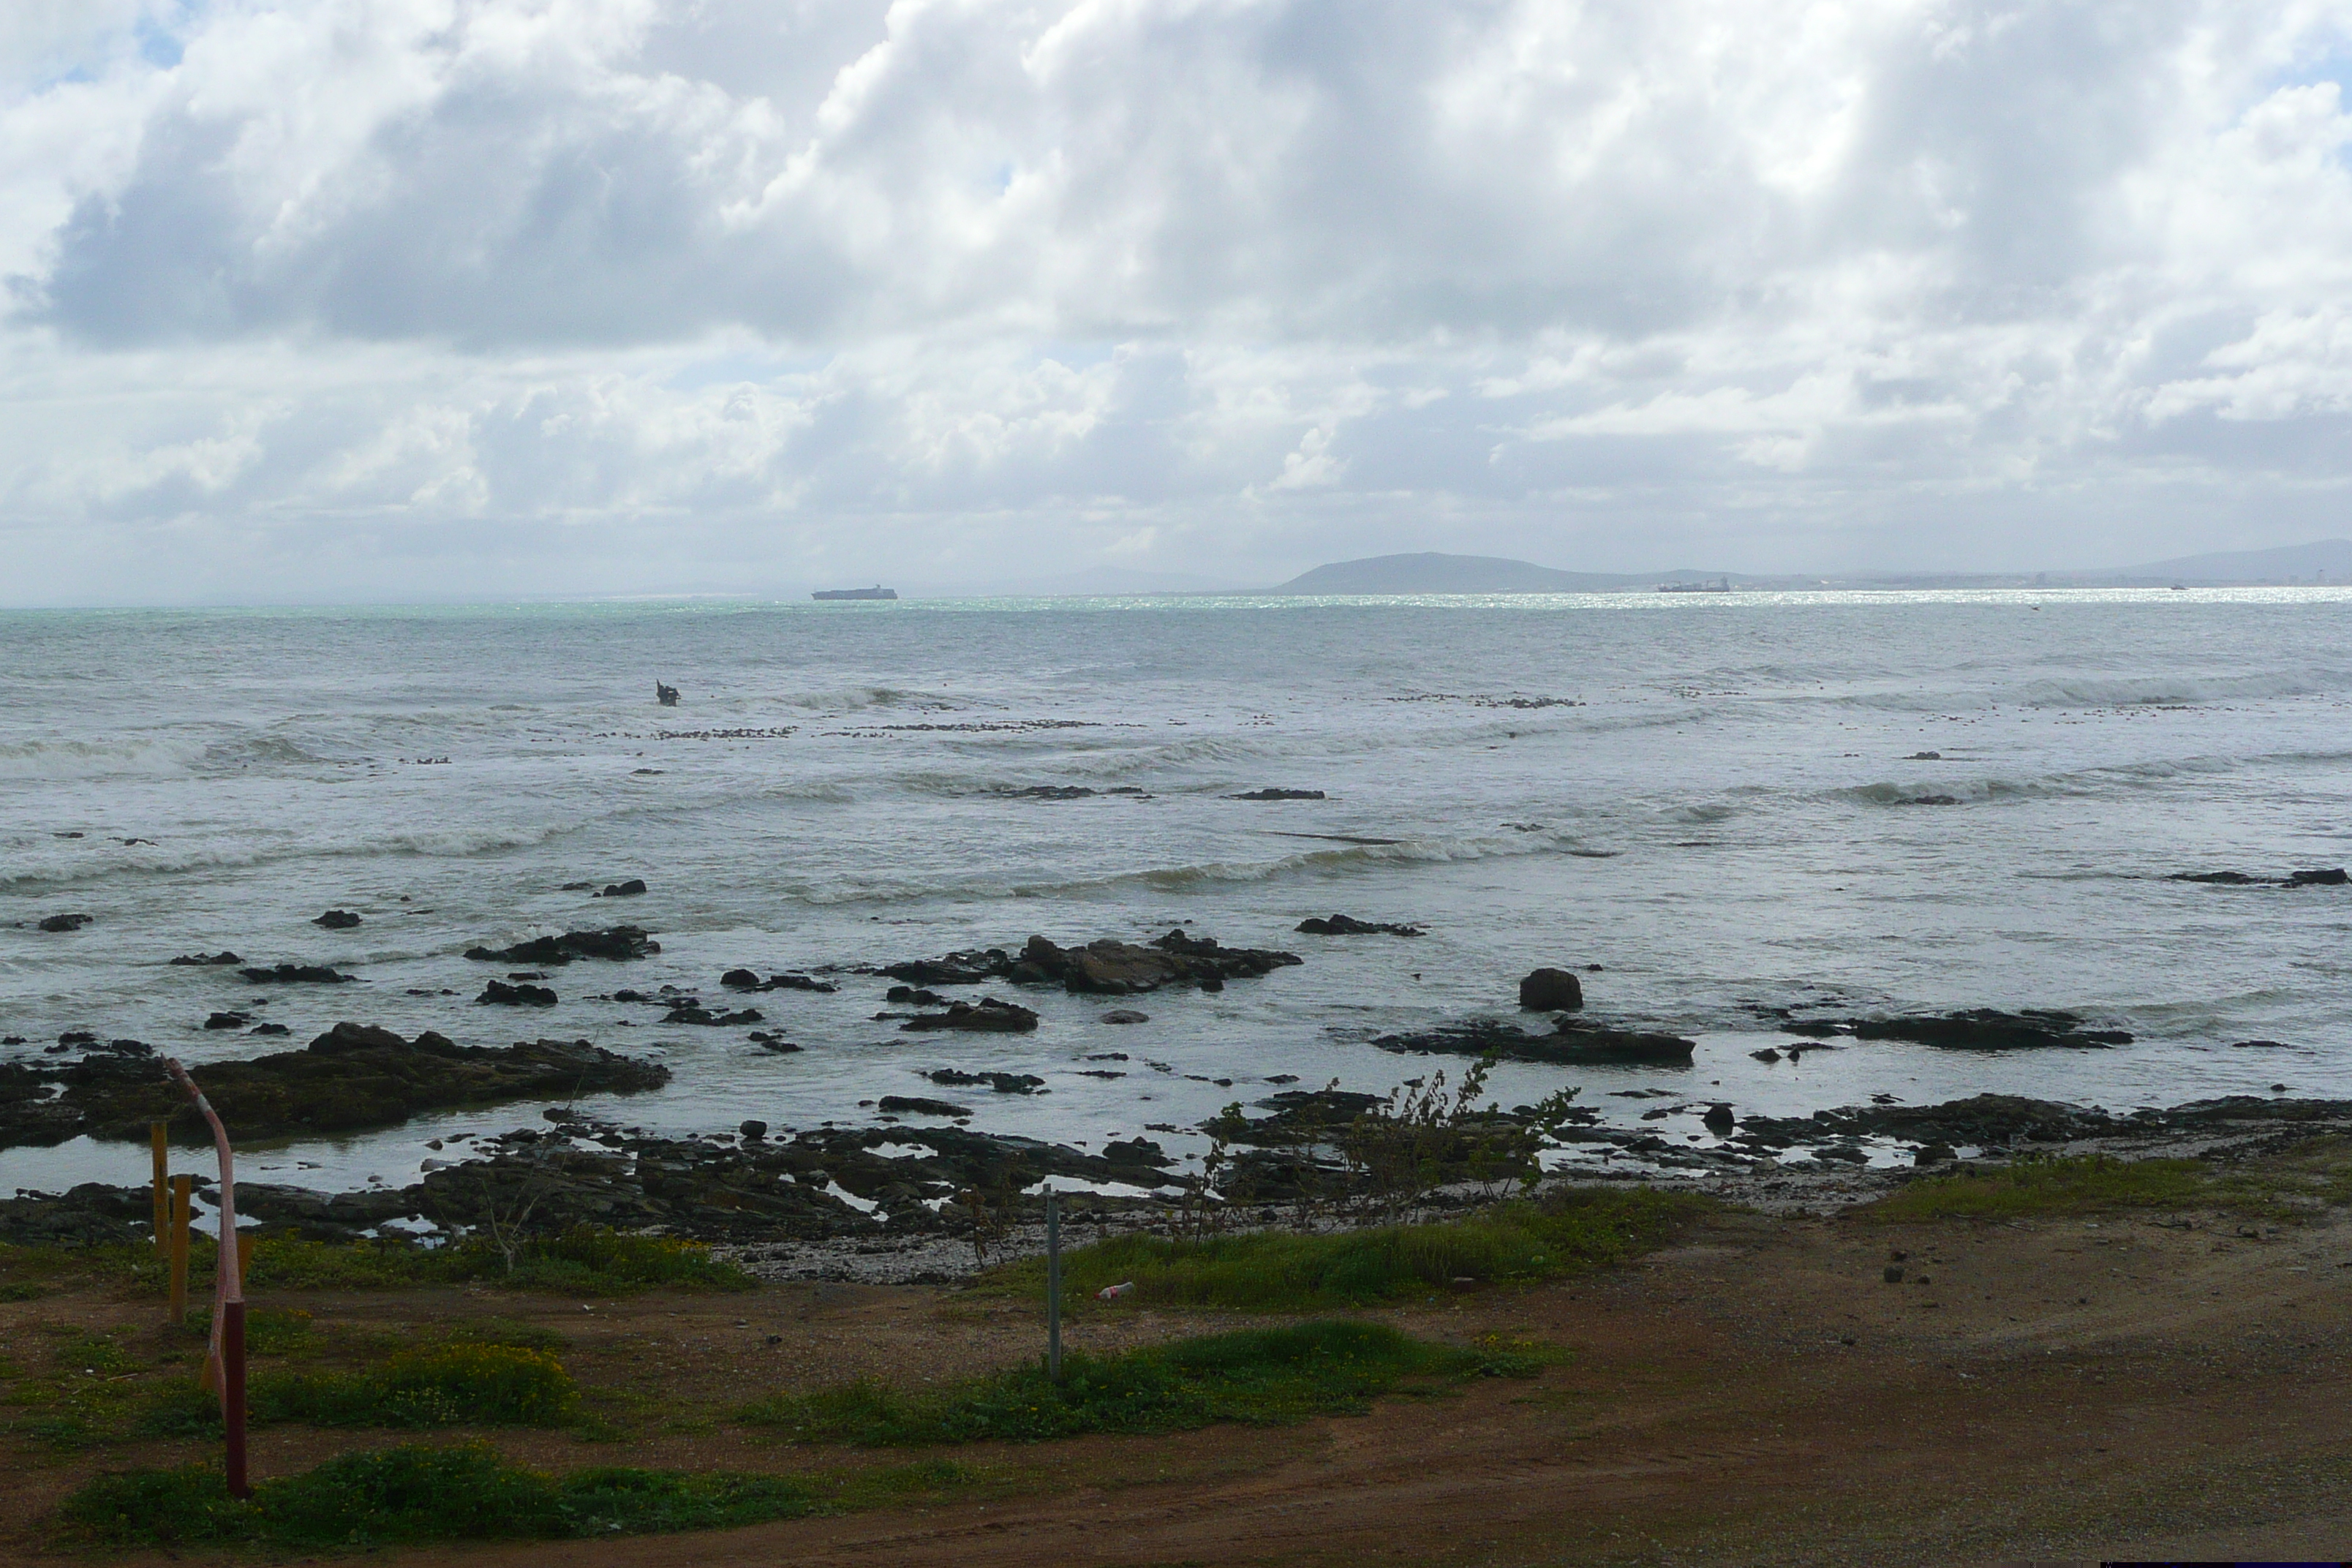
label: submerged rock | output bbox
[313,910,362,929]
[1376,1016,1695,1066]
[878,1096,971,1118]
[1229,788,1325,800]
[724,968,837,993]
[598,879,648,898]
[479,979,559,1007]
[168,951,242,966]
[1297,914,1425,936]
[924,1069,1046,1093]
[36,913,93,932]
[239,963,355,984]
[1841,1009,2132,1050]
[464,926,660,965]
[900,998,1039,1033]
[664,1004,764,1026]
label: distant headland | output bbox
[1264,540,2352,595]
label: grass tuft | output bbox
[740,1320,1542,1446]
[984,1191,1702,1312]
[1866,1153,2234,1222]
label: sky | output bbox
[6,0,2352,603]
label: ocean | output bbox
[4,589,2350,1199]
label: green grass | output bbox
[984,1191,1703,1312]
[80,1227,759,1297]
[1868,1153,2242,1222]
[54,1441,986,1550]
[140,1343,578,1436]
[739,1320,1545,1446]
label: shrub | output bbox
[143,1343,577,1434]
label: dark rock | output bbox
[656,682,679,706]
[886,985,947,1006]
[2291,867,2349,886]
[37,914,93,932]
[313,911,362,929]
[1099,1009,1150,1025]
[464,926,659,965]
[1883,1264,1905,1283]
[168,951,242,966]
[238,964,355,984]
[203,1012,250,1030]
[598,879,649,898]
[1702,1104,1737,1133]
[1842,1009,2131,1050]
[728,968,839,993]
[1895,795,1961,807]
[1009,930,1303,995]
[1006,785,1098,800]
[1229,788,1324,800]
[2231,1039,2293,1049]
[739,1120,768,1141]
[878,1096,972,1118]
[2172,870,2263,884]
[1915,1142,1956,1165]
[247,1023,290,1036]
[1518,968,1586,1011]
[900,998,1039,1033]
[0,1022,668,1147]
[1778,1019,1848,1039]
[479,979,559,1007]
[880,948,1014,987]
[1296,914,1425,936]
[1376,1015,1695,1066]
[747,1031,802,1053]
[762,974,836,992]
[664,1005,764,1026]
[1905,751,1942,760]
[925,1070,1046,1093]
[1750,1047,1783,1062]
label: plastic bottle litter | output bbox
[1097,1281,1137,1300]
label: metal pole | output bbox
[167,1176,191,1324]
[1045,1188,1062,1383]
[149,1123,168,1249]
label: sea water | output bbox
[4,589,2349,1196]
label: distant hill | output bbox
[1272,553,1656,594]
[2120,539,2352,582]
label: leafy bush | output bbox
[986,1189,1701,1311]
[56,1443,976,1549]
[741,1320,1540,1445]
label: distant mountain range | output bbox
[1264,541,2352,595]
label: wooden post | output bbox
[149,1123,168,1249]
[1045,1189,1062,1383]
[162,1055,249,1500]
[167,1175,192,1324]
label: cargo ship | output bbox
[811,586,898,601]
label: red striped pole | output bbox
[162,1058,247,1500]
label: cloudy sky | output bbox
[5,0,2352,603]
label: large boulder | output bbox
[1519,968,1586,1011]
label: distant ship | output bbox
[811,586,898,601]
[1657,577,1733,594]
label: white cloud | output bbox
[6,0,2352,602]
